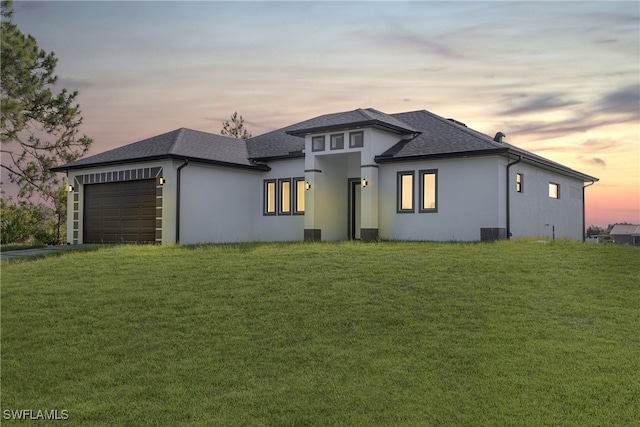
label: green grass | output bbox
[1,240,638,426]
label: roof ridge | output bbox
[169,128,188,155]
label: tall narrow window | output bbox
[312,136,325,152]
[293,177,305,214]
[549,182,560,199]
[264,180,276,215]
[279,179,291,214]
[397,171,414,213]
[516,173,523,193]
[349,131,364,148]
[330,134,344,150]
[419,169,437,213]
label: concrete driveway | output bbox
[0,244,108,260]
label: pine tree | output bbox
[221,111,252,139]
[1,0,92,205]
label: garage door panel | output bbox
[84,179,157,244]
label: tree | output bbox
[221,111,252,139]
[1,0,92,206]
[586,225,607,238]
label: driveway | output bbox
[0,244,108,260]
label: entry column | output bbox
[360,164,379,241]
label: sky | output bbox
[6,0,640,227]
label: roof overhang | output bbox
[375,147,510,163]
[50,154,271,173]
[286,120,418,137]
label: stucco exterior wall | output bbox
[508,162,586,240]
[378,156,504,241]
[252,158,305,242]
[178,162,261,244]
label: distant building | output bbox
[609,224,640,246]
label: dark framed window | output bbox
[278,179,292,215]
[349,131,364,148]
[419,169,438,213]
[549,182,560,199]
[397,171,415,213]
[516,173,523,193]
[330,134,344,150]
[312,136,325,152]
[263,180,276,215]
[293,177,305,215]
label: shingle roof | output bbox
[378,110,507,158]
[52,108,598,182]
[285,108,418,136]
[53,128,266,171]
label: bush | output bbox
[1,198,63,245]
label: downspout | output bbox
[506,154,522,239]
[582,180,596,242]
[176,159,189,244]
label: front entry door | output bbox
[348,178,361,240]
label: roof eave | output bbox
[375,148,509,163]
[50,154,270,173]
[286,120,417,137]
[508,149,599,182]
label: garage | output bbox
[84,179,157,243]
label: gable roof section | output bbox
[52,128,268,171]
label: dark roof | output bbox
[52,128,268,171]
[285,108,418,136]
[52,108,598,182]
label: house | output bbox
[609,224,640,246]
[52,108,598,245]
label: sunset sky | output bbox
[8,0,639,227]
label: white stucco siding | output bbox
[253,158,305,242]
[378,156,504,241]
[179,163,259,244]
[509,162,585,240]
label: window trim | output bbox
[349,131,364,148]
[419,169,438,213]
[516,173,523,193]
[263,179,276,216]
[397,171,415,213]
[278,178,292,215]
[330,133,344,150]
[312,135,325,152]
[549,182,560,199]
[293,177,305,215]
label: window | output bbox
[419,169,437,212]
[312,136,325,152]
[397,171,415,213]
[293,177,305,214]
[516,173,523,193]
[349,131,364,148]
[330,134,344,150]
[264,180,276,215]
[279,179,291,214]
[549,182,560,199]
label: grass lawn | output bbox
[1,240,638,425]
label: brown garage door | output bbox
[84,179,157,243]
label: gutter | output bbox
[582,180,597,242]
[506,154,522,239]
[175,159,189,244]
